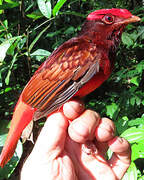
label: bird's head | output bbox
[80,8,140,47]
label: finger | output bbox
[95,117,115,142]
[81,117,116,158]
[63,98,85,120]
[33,112,69,157]
[68,110,100,143]
[65,137,116,180]
[108,137,131,179]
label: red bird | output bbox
[0,8,140,167]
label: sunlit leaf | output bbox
[37,0,51,18]
[53,0,67,16]
[4,87,12,93]
[122,162,137,180]
[0,0,3,14]
[130,76,139,86]
[131,143,144,161]
[26,10,43,20]
[31,49,51,56]
[4,0,17,3]
[0,36,21,64]
[31,49,51,61]
[3,19,8,29]
[128,116,144,126]
[121,127,144,143]
[0,0,19,9]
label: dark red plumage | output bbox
[0,8,140,167]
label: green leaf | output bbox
[106,103,118,119]
[121,127,144,143]
[116,117,129,134]
[107,148,113,160]
[122,32,134,47]
[0,36,21,64]
[7,38,20,56]
[0,0,19,10]
[64,26,75,34]
[4,87,12,93]
[26,10,43,20]
[130,96,135,106]
[31,49,51,56]
[3,19,8,29]
[17,37,27,49]
[53,0,67,16]
[128,117,144,126]
[136,60,144,73]
[0,120,23,179]
[46,28,63,37]
[131,143,144,161]
[122,162,137,180]
[37,0,51,18]
[31,49,51,61]
[130,76,139,86]
[135,96,141,106]
[4,0,16,3]
[122,116,129,121]
[0,0,3,14]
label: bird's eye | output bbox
[102,14,114,24]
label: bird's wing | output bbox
[22,37,101,120]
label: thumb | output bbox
[33,111,69,156]
[21,112,68,180]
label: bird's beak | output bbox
[115,15,141,26]
[124,15,141,24]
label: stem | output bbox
[28,17,55,34]
[59,11,86,18]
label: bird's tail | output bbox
[0,96,36,168]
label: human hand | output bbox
[21,99,131,180]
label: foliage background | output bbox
[0,0,143,179]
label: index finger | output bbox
[33,112,68,155]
